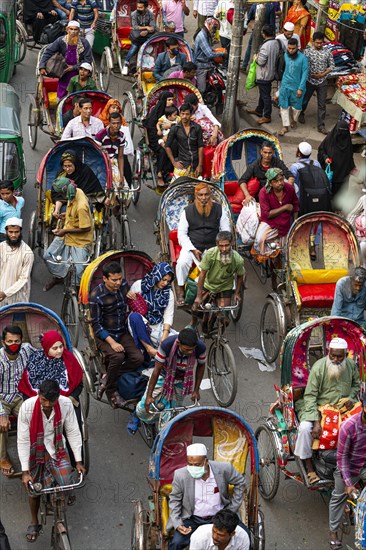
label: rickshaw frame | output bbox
[0,0,27,83]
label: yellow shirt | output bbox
[64,189,93,247]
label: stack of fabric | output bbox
[323,41,359,75]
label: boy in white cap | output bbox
[294,337,360,485]
[167,442,246,549]
[0,218,34,306]
[276,21,301,50]
[66,62,97,94]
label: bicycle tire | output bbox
[107,214,121,250]
[61,294,80,348]
[54,529,72,550]
[207,339,237,407]
[255,425,280,501]
[27,95,38,150]
[122,218,132,250]
[15,20,27,63]
[138,422,157,449]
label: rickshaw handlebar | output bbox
[28,473,84,495]
[150,400,200,413]
[197,302,240,312]
[49,254,91,266]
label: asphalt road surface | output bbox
[0,42,357,550]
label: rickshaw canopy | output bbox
[0,83,22,136]
[143,80,202,120]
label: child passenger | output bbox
[157,106,180,147]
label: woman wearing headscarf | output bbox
[23,0,59,43]
[318,120,356,197]
[143,91,175,187]
[51,150,103,216]
[284,0,311,50]
[127,263,175,359]
[99,99,126,126]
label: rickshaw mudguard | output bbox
[0,302,73,350]
[280,316,366,389]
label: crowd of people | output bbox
[2,0,366,548]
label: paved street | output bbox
[1,22,363,550]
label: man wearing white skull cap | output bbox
[0,218,34,306]
[294,336,360,485]
[276,22,301,51]
[289,141,325,202]
[167,441,247,549]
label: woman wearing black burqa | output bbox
[318,120,356,197]
[23,0,59,43]
[143,90,175,188]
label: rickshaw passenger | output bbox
[66,62,97,93]
[194,17,226,93]
[39,21,93,100]
[176,183,230,305]
[23,0,59,44]
[99,99,125,126]
[62,97,104,140]
[190,510,250,550]
[254,168,299,255]
[43,179,93,290]
[239,141,294,205]
[95,113,127,187]
[294,338,360,485]
[0,326,35,477]
[135,329,205,423]
[127,262,175,359]
[169,62,198,85]
[63,95,83,127]
[69,0,99,47]
[121,0,157,76]
[165,103,204,180]
[52,0,72,20]
[168,443,246,550]
[0,219,34,306]
[162,0,189,37]
[185,93,222,146]
[331,267,366,328]
[0,181,25,242]
[156,106,180,146]
[89,261,144,409]
[153,38,188,82]
[18,380,85,543]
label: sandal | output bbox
[26,524,42,543]
[0,456,14,476]
[97,374,107,400]
[307,471,320,485]
[329,540,343,548]
[278,128,289,136]
[127,412,140,435]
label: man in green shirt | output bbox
[193,231,245,331]
[294,337,360,485]
[66,62,97,94]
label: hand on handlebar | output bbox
[233,292,242,304]
[40,68,47,76]
[23,472,34,490]
[345,485,358,496]
[191,390,200,402]
[144,396,155,414]
[75,462,86,476]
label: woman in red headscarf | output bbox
[19,331,83,402]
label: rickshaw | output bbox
[98,0,162,92]
[1,302,90,475]
[255,316,366,501]
[123,79,202,194]
[93,0,115,55]
[0,83,26,191]
[211,128,283,284]
[131,406,265,549]
[28,138,113,259]
[0,0,27,83]
[260,212,361,363]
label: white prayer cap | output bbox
[298,142,312,156]
[187,443,207,456]
[284,22,295,31]
[67,20,80,28]
[5,217,22,228]
[80,62,92,72]
[329,338,348,350]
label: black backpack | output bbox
[39,20,67,45]
[274,39,285,81]
[298,161,332,216]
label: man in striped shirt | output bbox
[0,325,35,476]
[329,395,366,547]
[70,0,99,47]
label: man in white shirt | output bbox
[18,380,85,543]
[276,21,301,50]
[190,509,250,550]
[167,443,245,550]
[193,0,219,31]
[176,183,230,305]
[62,97,103,140]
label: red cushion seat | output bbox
[42,77,59,109]
[297,283,336,308]
[169,229,181,267]
[224,181,242,214]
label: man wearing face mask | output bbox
[167,443,246,550]
[153,38,187,82]
[0,326,36,476]
[328,393,366,548]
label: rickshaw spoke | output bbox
[260,297,283,364]
[208,340,237,407]
[255,425,280,500]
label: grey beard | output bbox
[220,252,232,265]
[326,356,347,380]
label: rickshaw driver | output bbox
[194,17,227,93]
[294,338,360,486]
[95,112,127,187]
[176,182,231,305]
[167,443,246,550]
[331,267,366,328]
[190,510,250,550]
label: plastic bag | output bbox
[236,201,259,245]
[325,163,333,190]
[245,59,257,92]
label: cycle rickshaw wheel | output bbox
[207,340,237,407]
[99,50,110,92]
[252,509,265,550]
[131,499,147,550]
[230,279,244,324]
[61,295,80,348]
[132,148,142,205]
[15,20,27,63]
[52,517,71,550]
[138,422,157,449]
[27,210,37,251]
[122,219,132,250]
[260,296,286,364]
[121,92,136,140]
[255,425,280,500]
[27,94,39,150]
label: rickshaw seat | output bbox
[141,71,156,95]
[42,78,58,110]
[291,268,348,309]
[168,229,182,266]
[159,483,172,497]
[117,27,131,49]
[224,181,242,214]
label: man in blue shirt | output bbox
[153,37,187,82]
[194,17,226,93]
[331,267,366,327]
[89,261,144,408]
[0,181,25,242]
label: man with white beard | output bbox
[294,338,360,486]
